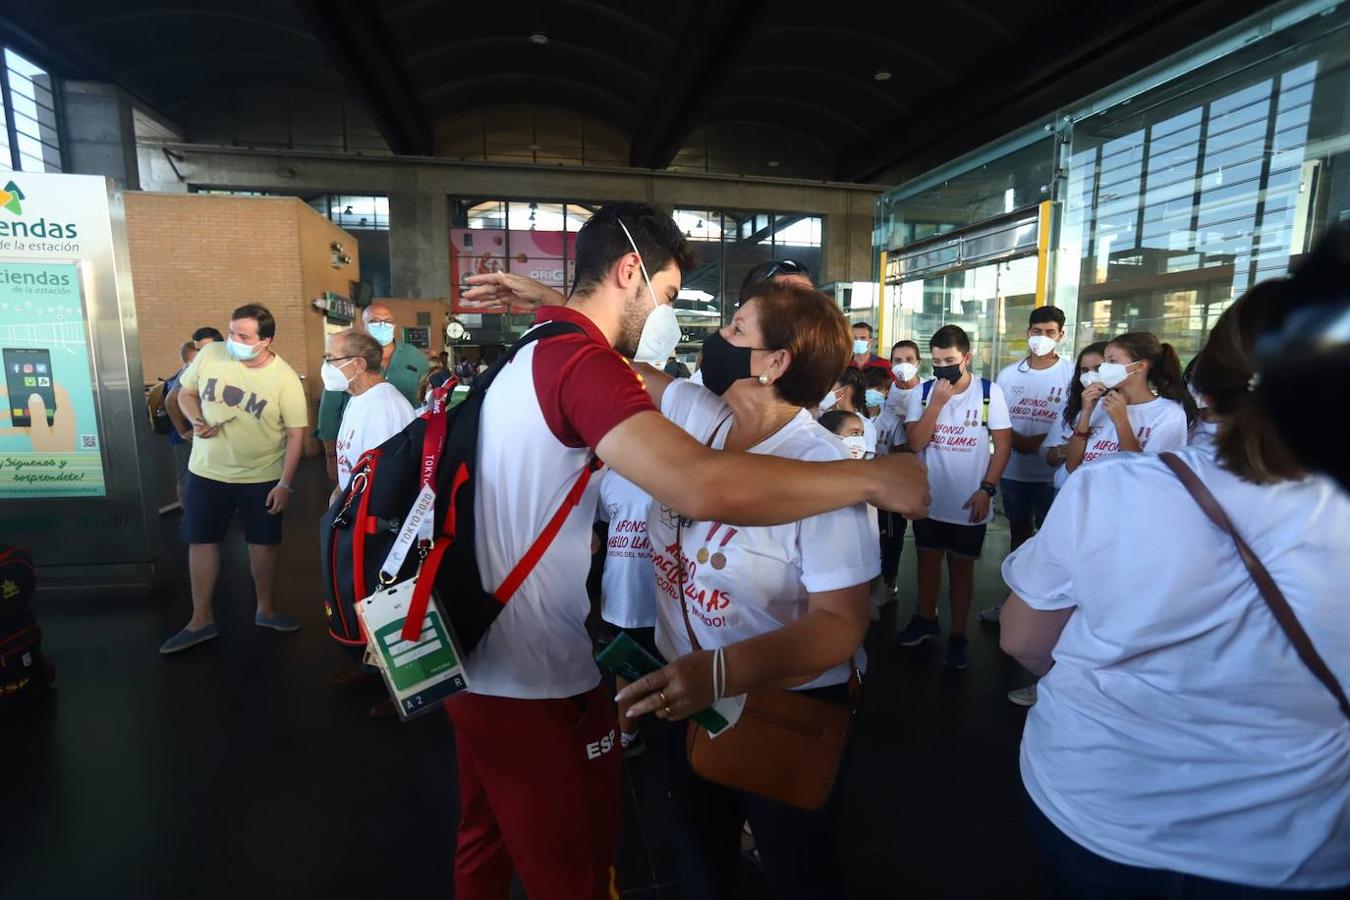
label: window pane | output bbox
[4,48,61,172]
[507,202,565,232]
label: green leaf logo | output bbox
[0,180,24,215]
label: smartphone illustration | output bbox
[3,347,56,427]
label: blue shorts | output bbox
[180,472,284,545]
[1001,478,1056,528]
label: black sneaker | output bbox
[621,732,647,759]
[895,614,940,647]
[944,634,969,670]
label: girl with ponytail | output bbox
[1063,331,1192,473]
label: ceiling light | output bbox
[528,31,549,45]
[874,66,892,82]
[766,160,780,168]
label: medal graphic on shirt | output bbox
[697,523,737,569]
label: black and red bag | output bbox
[0,544,55,706]
[320,320,601,653]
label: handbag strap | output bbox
[1159,452,1350,720]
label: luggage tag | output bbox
[356,576,470,722]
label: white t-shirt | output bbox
[649,380,879,690]
[596,469,656,630]
[871,404,903,455]
[334,382,416,490]
[1003,446,1350,889]
[903,378,1012,525]
[884,384,920,448]
[1045,396,1189,471]
[857,410,877,456]
[1189,417,1219,449]
[996,357,1074,483]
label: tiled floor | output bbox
[2,458,1043,898]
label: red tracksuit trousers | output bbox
[444,682,623,899]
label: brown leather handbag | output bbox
[674,519,859,811]
[1160,453,1349,720]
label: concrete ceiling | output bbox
[0,0,1284,184]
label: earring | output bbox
[758,374,770,385]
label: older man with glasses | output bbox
[316,302,427,482]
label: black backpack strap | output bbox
[398,317,591,642]
[467,320,586,398]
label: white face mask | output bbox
[1027,335,1058,357]
[840,434,867,459]
[617,219,682,364]
[852,338,870,356]
[321,359,355,391]
[1079,370,1104,389]
[818,389,838,411]
[1097,361,1134,389]
[892,362,919,382]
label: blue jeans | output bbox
[1001,478,1056,529]
[1024,789,1346,899]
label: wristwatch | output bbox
[979,481,997,497]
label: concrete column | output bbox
[388,191,450,298]
[60,82,140,189]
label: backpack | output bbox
[146,379,174,435]
[320,320,601,654]
[921,377,991,426]
[0,545,55,707]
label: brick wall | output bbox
[124,193,359,407]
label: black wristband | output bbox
[979,481,997,497]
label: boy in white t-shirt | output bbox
[595,469,658,758]
[897,325,1012,669]
[983,307,1074,624]
[878,340,924,595]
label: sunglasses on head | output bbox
[764,259,810,278]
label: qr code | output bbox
[79,434,98,449]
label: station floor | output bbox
[3,457,1043,899]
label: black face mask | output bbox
[932,363,963,384]
[700,330,760,396]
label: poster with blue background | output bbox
[0,259,106,498]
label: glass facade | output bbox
[445,201,824,362]
[1,48,62,173]
[671,209,823,366]
[448,198,599,348]
[875,0,1350,372]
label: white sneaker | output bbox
[1008,684,1038,707]
[979,604,1002,624]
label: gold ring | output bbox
[663,705,672,717]
[658,690,668,706]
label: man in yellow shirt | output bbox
[161,304,309,654]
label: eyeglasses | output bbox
[323,355,356,364]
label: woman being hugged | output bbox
[620,282,909,899]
